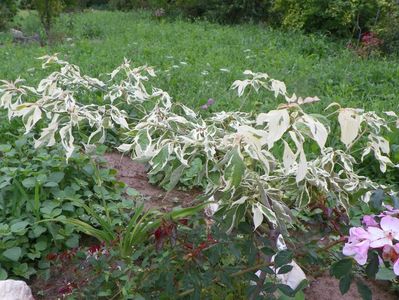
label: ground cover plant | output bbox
[1,8,399,300]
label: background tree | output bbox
[33,0,63,38]
[0,0,17,30]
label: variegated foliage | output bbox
[1,58,398,233]
[118,70,398,233]
[0,55,170,160]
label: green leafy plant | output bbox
[36,211,307,299]
[272,0,398,38]
[33,0,63,38]
[0,0,17,30]
[0,135,128,279]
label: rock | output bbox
[10,29,41,45]
[0,280,35,300]
[10,29,25,42]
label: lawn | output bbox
[0,10,398,114]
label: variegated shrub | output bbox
[118,69,399,233]
[1,57,398,235]
[0,55,170,160]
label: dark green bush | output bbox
[0,0,18,30]
[19,0,34,9]
[82,0,109,8]
[108,0,271,23]
[372,2,399,54]
[167,0,272,23]
[20,0,106,10]
[271,0,399,38]
[108,0,162,10]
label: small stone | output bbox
[0,280,35,300]
[10,29,24,40]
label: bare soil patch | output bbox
[104,152,201,211]
[305,274,397,300]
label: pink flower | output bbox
[368,216,399,248]
[349,227,370,240]
[362,215,379,227]
[342,227,371,265]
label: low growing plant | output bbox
[0,136,126,279]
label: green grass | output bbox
[0,10,398,113]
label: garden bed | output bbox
[30,152,397,300]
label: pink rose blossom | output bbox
[368,216,399,248]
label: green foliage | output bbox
[1,11,398,113]
[271,0,399,38]
[0,135,126,278]
[172,0,272,24]
[33,0,63,36]
[0,0,17,30]
[37,213,306,299]
[372,1,399,54]
[113,0,272,23]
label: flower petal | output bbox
[394,259,399,276]
[350,227,370,240]
[367,227,385,240]
[370,237,392,248]
[354,240,370,265]
[381,216,399,233]
[343,243,356,256]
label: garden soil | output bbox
[104,152,201,211]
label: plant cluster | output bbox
[1,56,399,298]
[118,69,398,234]
[0,137,127,279]
[37,213,306,299]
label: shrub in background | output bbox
[372,1,399,54]
[108,0,271,23]
[108,0,167,10]
[33,0,63,38]
[0,0,18,30]
[18,0,34,9]
[271,0,399,38]
[170,0,271,23]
